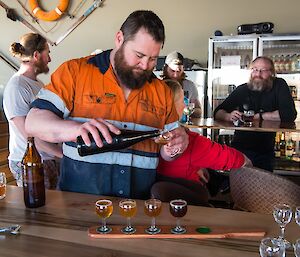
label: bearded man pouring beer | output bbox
[214,56,297,171]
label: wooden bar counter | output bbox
[0,186,299,257]
[185,118,300,133]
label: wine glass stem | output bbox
[279,225,285,239]
[127,217,131,228]
[186,115,190,124]
[176,218,181,229]
[151,217,156,228]
[102,218,106,228]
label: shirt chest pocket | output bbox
[83,93,117,105]
[139,99,165,117]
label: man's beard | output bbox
[114,46,153,90]
[35,58,49,75]
[247,76,273,92]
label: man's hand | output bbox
[160,126,189,161]
[197,168,209,185]
[228,110,242,122]
[77,118,121,147]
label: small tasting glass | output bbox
[0,172,6,200]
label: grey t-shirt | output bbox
[3,73,48,161]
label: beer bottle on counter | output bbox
[77,129,162,156]
[180,91,189,123]
[285,133,294,160]
[22,137,45,208]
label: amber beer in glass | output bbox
[170,199,188,234]
[119,199,137,234]
[0,172,6,199]
[22,137,45,208]
[95,199,113,233]
[144,198,162,234]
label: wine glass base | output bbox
[279,237,292,249]
[121,226,136,234]
[145,226,161,235]
[171,226,186,234]
[96,226,112,234]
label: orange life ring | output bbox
[29,0,69,21]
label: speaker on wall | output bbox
[237,22,274,35]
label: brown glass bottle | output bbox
[77,129,161,156]
[22,137,45,208]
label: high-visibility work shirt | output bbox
[31,50,179,199]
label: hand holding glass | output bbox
[119,199,137,234]
[144,198,162,234]
[95,199,113,234]
[169,199,187,234]
[273,204,292,248]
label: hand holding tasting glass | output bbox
[95,199,113,234]
[259,237,285,257]
[169,199,188,234]
[144,198,162,234]
[0,172,6,199]
[119,199,137,234]
[183,102,195,125]
[273,204,293,248]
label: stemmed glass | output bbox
[273,204,292,248]
[294,238,300,257]
[169,199,187,234]
[95,199,113,234]
[259,237,285,257]
[0,172,6,199]
[144,198,162,235]
[295,206,300,226]
[119,199,137,234]
[183,102,195,125]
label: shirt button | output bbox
[120,170,125,174]
[119,190,123,194]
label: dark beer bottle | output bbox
[22,137,45,208]
[77,129,162,156]
[279,132,286,157]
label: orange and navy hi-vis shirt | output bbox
[31,50,179,199]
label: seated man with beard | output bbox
[214,56,297,171]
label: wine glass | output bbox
[295,206,300,226]
[169,199,187,234]
[183,102,195,125]
[273,204,292,248]
[95,199,113,234]
[144,198,162,234]
[0,172,6,199]
[119,199,137,234]
[294,238,300,257]
[259,237,285,257]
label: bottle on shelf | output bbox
[279,132,286,157]
[77,129,162,156]
[22,137,45,208]
[285,133,294,160]
[274,132,281,158]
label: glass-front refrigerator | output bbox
[207,35,258,118]
[258,34,300,122]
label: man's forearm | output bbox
[25,108,80,143]
[215,109,230,121]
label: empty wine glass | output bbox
[95,199,113,234]
[183,102,195,125]
[144,198,162,234]
[273,204,292,248]
[119,199,137,234]
[169,199,187,234]
[259,237,285,257]
[294,238,300,257]
[295,206,300,226]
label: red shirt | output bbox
[157,130,245,182]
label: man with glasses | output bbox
[214,56,297,171]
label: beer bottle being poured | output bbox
[77,129,163,157]
[22,137,45,208]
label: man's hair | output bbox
[9,33,47,62]
[120,10,165,47]
[250,56,276,77]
